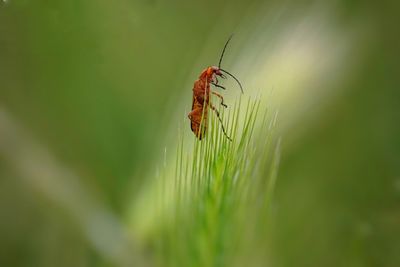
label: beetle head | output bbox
[207,66,226,79]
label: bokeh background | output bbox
[1,0,399,266]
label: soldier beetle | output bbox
[188,35,243,141]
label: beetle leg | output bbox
[209,104,232,141]
[211,91,227,108]
[188,107,202,121]
[211,82,226,90]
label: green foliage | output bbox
[151,97,280,267]
[2,1,399,266]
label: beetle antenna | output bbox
[220,68,244,94]
[218,34,233,68]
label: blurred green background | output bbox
[1,0,399,266]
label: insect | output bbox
[188,35,243,141]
